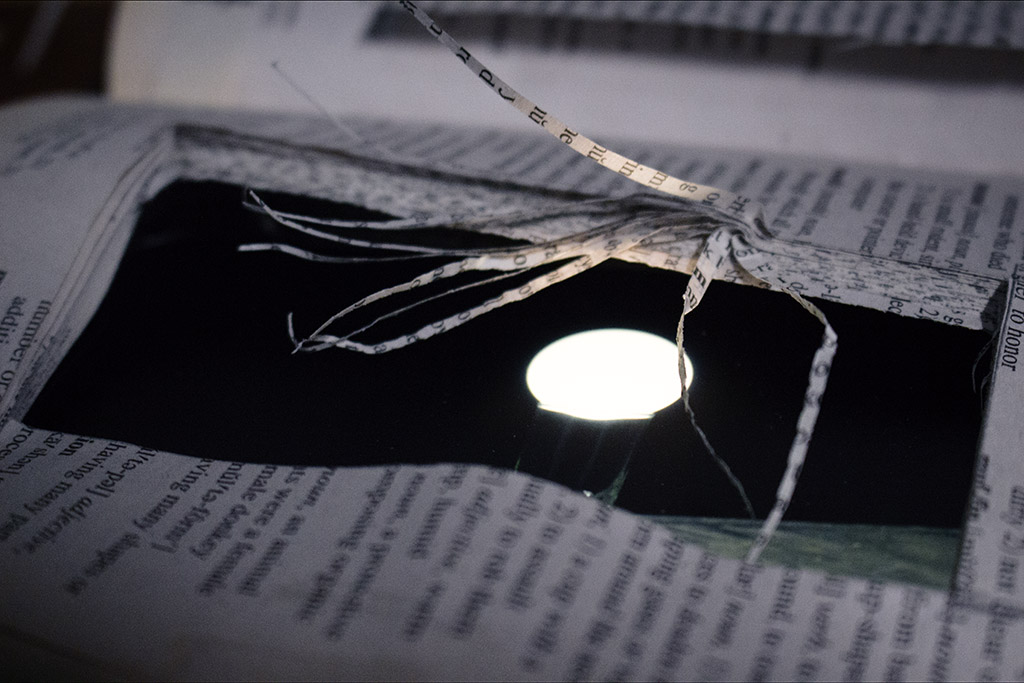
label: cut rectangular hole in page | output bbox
[25,180,989,587]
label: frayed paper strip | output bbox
[248,185,835,565]
[241,0,840,565]
[396,0,772,239]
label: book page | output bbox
[415,1,1024,49]
[0,418,991,681]
[1,94,1023,679]
[108,1,1024,176]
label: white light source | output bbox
[526,328,692,421]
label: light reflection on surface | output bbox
[526,328,691,421]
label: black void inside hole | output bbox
[26,181,988,527]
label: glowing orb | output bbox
[526,328,692,421]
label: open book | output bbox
[2,2,1023,679]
